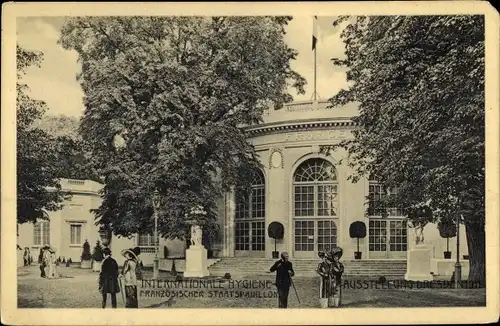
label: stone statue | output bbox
[407,219,426,245]
[190,225,203,247]
[415,224,425,245]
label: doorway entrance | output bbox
[293,219,337,258]
[368,219,408,258]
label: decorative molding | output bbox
[245,119,357,137]
[65,220,87,224]
[269,148,284,169]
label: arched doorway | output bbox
[234,170,266,257]
[292,158,338,258]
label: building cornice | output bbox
[244,117,357,136]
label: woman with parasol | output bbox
[120,247,141,308]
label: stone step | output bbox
[208,258,407,277]
[212,264,406,270]
[209,269,405,273]
[209,271,406,278]
[212,262,407,265]
[213,262,407,265]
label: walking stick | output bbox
[290,276,300,304]
[119,276,126,306]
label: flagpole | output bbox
[312,16,319,103]
[314,38,317,102]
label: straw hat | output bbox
[121,248,138,261]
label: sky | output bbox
[16,16,349,118]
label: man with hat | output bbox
[39,244,50,278]
[99,248,120,308]
[270,251,295,308]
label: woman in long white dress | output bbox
[45,248,58,279]
[120,248,139,308]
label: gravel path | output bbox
[18,265,486,308]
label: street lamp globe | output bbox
[153,189,161,209]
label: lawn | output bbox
[17,266,486,309]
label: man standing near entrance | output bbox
[270,252,295,308]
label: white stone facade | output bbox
[17,101,470,274]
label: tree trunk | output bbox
[465,221,485,287]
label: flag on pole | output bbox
[312,16,318,50]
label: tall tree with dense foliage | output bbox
[16,46,67,223]
[59,17,306,242]
[37,114,81,139]
[37,115,100,182]
[325,16,485,284]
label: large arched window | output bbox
[293,158,338,257]
[234,170,266,255]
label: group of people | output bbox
[99,247,142,308]
[269,247,344,308]
[38,244,59,279]
[23,247,33,266]
[32,243,141,308]
[32,241,340,309]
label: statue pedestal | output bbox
[183,245,209,278]
[404,244,433,281]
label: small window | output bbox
[138,233,158,247]
[70,224,83,245]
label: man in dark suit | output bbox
[270,251,295,308]
[99,248,121,308]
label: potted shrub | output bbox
[80,240,92,269]
[268,222,284,259]
[66,257,72,267]
[437,218,457,259]
[92,240,104,272]
[349,221,367,259]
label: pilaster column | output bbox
[268,148,286,258]
[224,189,236,257]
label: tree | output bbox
[59,17,306,241]
[16,46,68,223]
[349,221,366,259]
[325,16,485,285]
[438,218,457,257]
[92,240,104,262]
[37,115,101,182]
[37,114,81,139]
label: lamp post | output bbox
[152,189,161,280]
[454,213,462,288]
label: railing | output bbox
[261,101,331,115]
[283,101,330,112]
[67,179,85,185]
[138,247,156,254]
